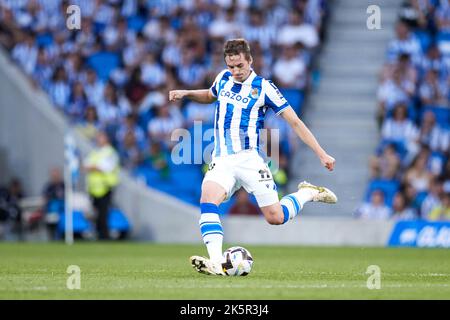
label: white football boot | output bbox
[190,256,226,276]
[298,181,338,204]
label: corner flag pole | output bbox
[64,156,73,245]
[64,132,78,245]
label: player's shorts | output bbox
[202,149,279,207]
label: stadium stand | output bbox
[361,0,450,220]
[0,0,328,216]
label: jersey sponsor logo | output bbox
[220,90,250,104]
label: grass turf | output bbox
[0,243,449,299]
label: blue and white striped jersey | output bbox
[209,69,291,158]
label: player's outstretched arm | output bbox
[168,89,216,104]
[281,107,335,171]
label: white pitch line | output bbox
[148,283,450,289]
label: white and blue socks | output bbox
[199,203,223,263]
[279,188,315,223]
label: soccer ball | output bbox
[222,246,253,276]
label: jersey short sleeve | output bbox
[209,69,231,98]
[263,79,291,115]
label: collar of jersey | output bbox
[231,69,256,85]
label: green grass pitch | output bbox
[0,243,449,299]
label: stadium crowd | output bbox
[0,0,328,213]
[356,0,450,221]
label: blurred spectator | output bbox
[0,178,25,240]
[31,47,53,89]
[177,48,207,89]
[143,141,170,180]
[386,20,422,65]
[83,131,120,240]
[418,111,445,152]
[48,66,71,110]
[42,167,65,240]
[273,44,307,90]
[0,7,23,51]
[419,45,447,80]
[391,192,418,220]
[148,102,183,150]
[124,67,150,113]
[229,188,261,216]
[208,7,240,39]
[116,113,146,149]
[403,149,434,193]
[428,192,450,221]
[67,81,89,121]
[435,0,450,33]
[381,103,419,157]
[123,32,148,68]
[83,68,105,107]
[118,131,143,170]
[143,15,176,45]
[277,9,319,49]
[421,176,444,218]
[75,106,100,140]
[96,81,131,141]
[377,72,415,127]
[402,182,423,214]
[380,53,418,90]
[243,8,276,51]
[141,52,166,89]
[102,17,135,52]
[355,190,392,219]
[11,32,38,75]
[264,0,290,28]
[369,143,401,180]
[419,69,448,107]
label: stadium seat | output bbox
[93,22,106,34]
[132,166,164,185]
[87,51,120,81]
[57,210,93,236]
[414,30,432,52]
[421,106,450,127]
[36,33,53,47]
[108,208,131,236]
[47,199,64,215]
[127,15,146,32]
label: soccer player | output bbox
[169,39,337,276]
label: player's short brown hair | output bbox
[223,39,252,62]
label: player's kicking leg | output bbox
[260,181,337,225]
[297,181,338,204]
